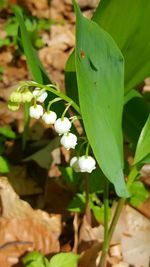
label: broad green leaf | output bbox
[49,253,79,267]
[93,0,150,93]
[129,181,149,208]
[0,156,10,173]
[73,1,128,197]
[22,251,49,267]
[0,126,16,139]
[133,114,150,164]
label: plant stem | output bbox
[108,198,125,244]
[28,82,81,115]
[99,179,109,267]
[99,166,138,267]
[22,102,30,150]
[84,173,91,224]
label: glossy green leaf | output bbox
[73,1,128,197]
[129,181,149,208]
[49,253,79,267]
[133,114,150,164]
[93,0,150,93]
[0,156,10,173]
[65,2,150,149]
[0,126,16,139]
[22,251,49,267]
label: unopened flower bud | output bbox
[10,91,22,103]
[42,111,57,124]
[54,117,71,135]
[33,88,48,103]
[8,101,20,111]
[70,157,80,172]
[78,156,96,173]
[22,90,33,102]
[61,133,77,150]
[29,104,43,119]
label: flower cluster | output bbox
[8,89,33,111]
[8,83,96,174]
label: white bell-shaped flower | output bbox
[10,91,22,103]
[42,111,57,124]
[54,117,71,135]
[29,104,43,119]
[33,88,48,103]
[60,133,77,150]
[78,155,96,173]
[8,101,20,111]
[70,156,80,172]
[22,91,33,103]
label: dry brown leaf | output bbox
[65,0,99,8]
[0,51,13,66]
[138,197,150,219]
[79,216,104,244]
[44,177,73,214]
[3,66,27,86]
[0,101,24,130]
[79,241,101,267]
[0,177,61,266]
[7,165,43,196]
[18,0,50,18]
[112,205,150,267]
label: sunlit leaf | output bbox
[129,181,149,208]
[0,156,10,173]
[93,0,150,93]
[73,0,128,197]
[49,252,79,267]
[0,125,16,139]
[133,114,150,164]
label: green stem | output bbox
[99,166,138,267]
[61,101,73,119]
[99,179,109,267]
[22,102,30,150]
[85,142,90,158]
[108,198,125,244]
[28,82,81,115]
[84,173,91,224]
[47,97,62,112]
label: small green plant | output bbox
[22,251,79,267]
[0,7,51,50]
[6,1,150,266]
[0,125,16,173]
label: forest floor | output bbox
[0,1,150,266]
